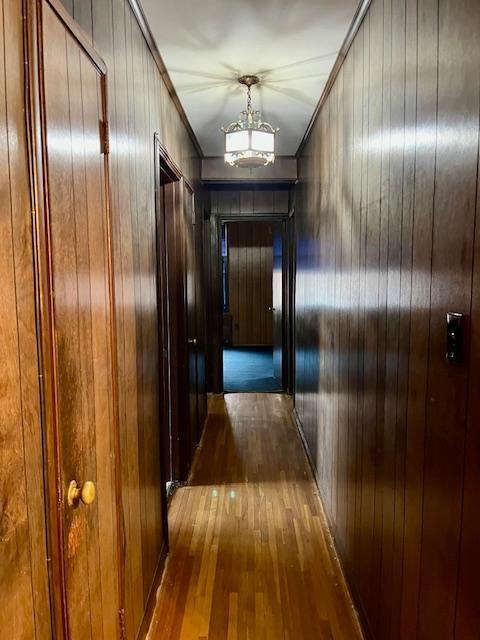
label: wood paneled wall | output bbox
[294,0,480,638]
[227,221,273,346]
[209,188,290,216]
[57,2,201,638]
[0,1,52,637]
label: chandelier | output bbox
[223,75,278,169]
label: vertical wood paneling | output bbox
[227,221,273,346]
[210,189,290,216]
[73,0,93,38]
[455,119,480,640]
[58,1,202,637]
[294,0,480,638]
[0,1,51,638]
[41,8,121,635]
[399,0,437,634]
[418,1,480,637]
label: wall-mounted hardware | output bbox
[446,312,464,364]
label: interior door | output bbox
[272,223,283,383]
[184,185,199,464]
[41,4,121,637]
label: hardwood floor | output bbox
[147,393,363,640]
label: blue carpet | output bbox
[223,347,282,392]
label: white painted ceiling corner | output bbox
[141,0,360,156]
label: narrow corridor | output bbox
[148,394,363,640]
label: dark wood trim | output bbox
[203,179,297,188]
[45,0,107,73]
[135,543,169,640]
[24,0,67,636]
[100,71,126,637]
[215,214,291,222]
[154,133,171,551]
[136,390,211,639]
[282,216,294,394]
[205,182,293,192]
[127,0,204,159]
[155,140,195,483]
[211,213,293,394]
[291,407,370,639]
[295,0,372,157]
[183,180,200,474]
[157,136,183,184]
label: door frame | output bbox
[25,1,124,637]
[184,181,201,470]
[153,138,196,484]
[152,134,174,537]
[212,213,294,394]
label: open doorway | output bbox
[154,137,203,502]
[221,220,284,392]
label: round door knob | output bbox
[68,480,96,507]
[188,338,197,345]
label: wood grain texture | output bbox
[0,1,52,637]
[294,0,480,638]
[210,189,290,217]
[185,183,200,471]
[57,1,203,637]
[227,221,274,346]
[41,5,120,636]
[147,393,364,640]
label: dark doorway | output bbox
[154,138,201,495]
[221,220,284,392]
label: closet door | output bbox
[38,2,122,637]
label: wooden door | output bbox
[38,3,122,637]
[195,193,207,435]
[272,223,283,383]
[156,184,173,487]
[184,184,199,460]
[227,221,273,346]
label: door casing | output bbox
[212,213,294,394]
[154,140,199,483]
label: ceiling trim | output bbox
[128,0,204,158]
[295,0,372,157]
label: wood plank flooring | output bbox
[147,394,363,640]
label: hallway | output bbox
[148,394,362,640]
[223,348,282,392]
[4,0,480,637]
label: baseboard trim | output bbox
[136,543,168,640]
[138,412,210,639]
[290,407,371,640]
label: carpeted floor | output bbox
[223,346,282,392]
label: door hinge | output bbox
[100,120,110,155]
[119,608,126,640]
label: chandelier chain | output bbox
[247,86,252,114]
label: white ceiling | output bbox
[141,0,360,156]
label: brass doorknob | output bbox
[67,480,96,507]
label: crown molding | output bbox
[296,0,372,157]
[128,0,204,158]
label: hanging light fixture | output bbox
[223,75,278,168]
